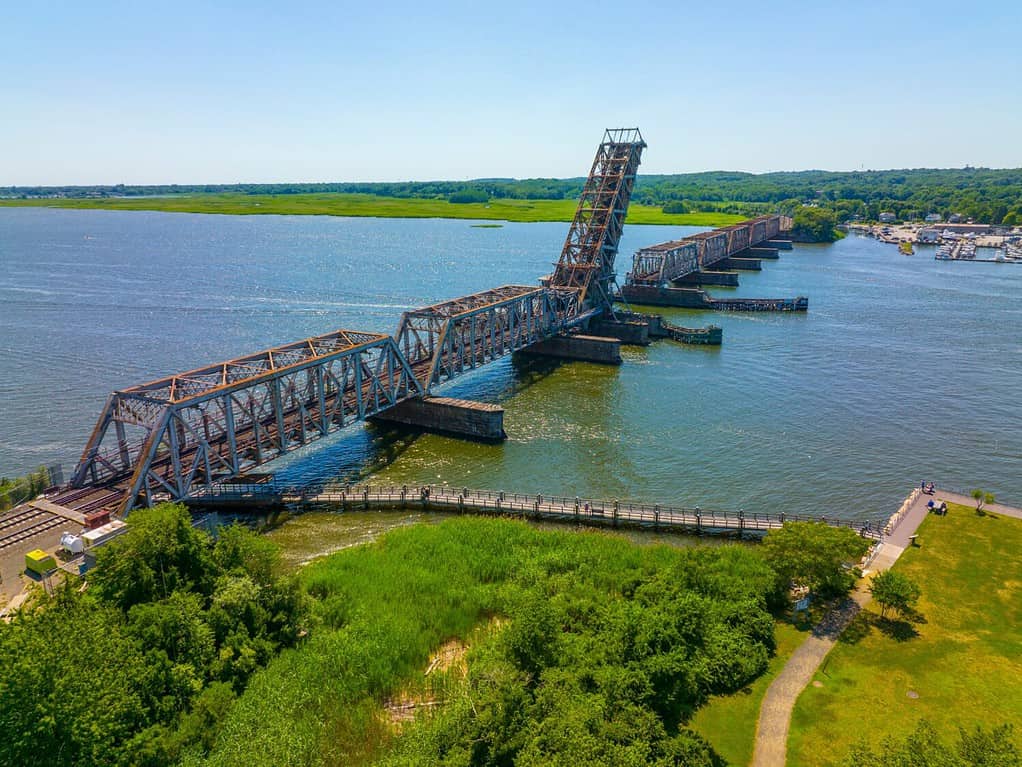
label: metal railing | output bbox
[188,481,887,540]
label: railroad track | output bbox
[0,515,64,550]
[0,507,49,533]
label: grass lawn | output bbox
[690,620,805,766]
[0,193,746,227]
[787,503,1022,766]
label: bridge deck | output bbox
[53,130,653,517]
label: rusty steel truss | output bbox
[61,129,649,516]
[71,330,424,513]
[549,128,646,311]
[626,215,790,286]
[395,285,588,389]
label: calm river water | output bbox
[1,208,1018,520]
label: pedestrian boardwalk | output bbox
[188,482,888,540]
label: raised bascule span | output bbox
[12,129,809,522]
[41,130,646,516]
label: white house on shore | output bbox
[878,212,897,223]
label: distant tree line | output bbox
[5,167,1022,224]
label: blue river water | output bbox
[0,208,1018,519]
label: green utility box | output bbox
[25,549,56,576]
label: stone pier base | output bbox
[523,334,622,364]
[747,247,780,259]
[718,257,762,271]
[765,239,794,250]
[589,319,650,345]
[372,396,506,441]
[671,270,740,287]
[618,285,710,308]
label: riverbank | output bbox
[0,193,748,226]
[201,515,778,766]
[786,499,1022,766]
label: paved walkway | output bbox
[750,487,1022,767]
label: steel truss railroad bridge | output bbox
[40,129,793,519]
[625,214,792,287]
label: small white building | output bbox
[918,228,941,243]
[924,213,942,223]
[878,212,897,223]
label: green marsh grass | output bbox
[0,193,746,227]
[203,517,776,767]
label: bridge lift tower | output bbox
[548,128,646,316]
[55,129,649,517]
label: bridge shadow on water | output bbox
[263,353,566,489]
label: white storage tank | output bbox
[59,532,85,555]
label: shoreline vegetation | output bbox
[0,508,869,767]
[0,193,748,227]
[5,166,1022,226]
[787,502,1022,766]
[2,500,1019,766]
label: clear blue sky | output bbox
[3,0,1020,184]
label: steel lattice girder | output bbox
[724,224,751,255]
[395,285,587,389]
[627,240,700,285]
[71,330,424,514]
[550,129,645,307]
[624,215,789,287]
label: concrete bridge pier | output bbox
[617,285,711,308]
[671,270,740,287]
[371,396,507,441]
[765,239,793,250]
[747,246,780,259]
[522,334,623,364]
[589,319,650,345]
[717,257,762,271]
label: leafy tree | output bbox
[791,206,839,242]
[869,570,921,618]
[971,489,995,512]
[90,503,215,610]
[213,523,281,586]
[662,200,689,214]
[0,586,162,767]
[761,522,870,597]
[844,719,1019,766]
[448,189,489,204]
[0,505,307,767]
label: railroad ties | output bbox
[0,507,65,551]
